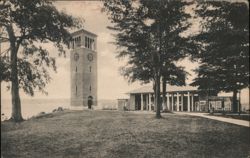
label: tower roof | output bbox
[71,29,97,37]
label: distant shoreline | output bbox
[1,98,118,121]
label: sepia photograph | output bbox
[1,0,249,157]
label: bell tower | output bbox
[70,29,97,108]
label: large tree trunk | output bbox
[10,51,23,122]
[153,82,156,111]
[232,89,238,113]
[155,22,162,118]
[162,76,167,111]
[0,81,1,113]
[155,73,161,118]
[7,25,23,122]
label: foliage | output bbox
[0,56,10,82]
[105,0,194,82]
[192,1,249,91]
[104,0,194,116]
[191,1,249,112]
[0,0,81,121]
[0,0,82,95]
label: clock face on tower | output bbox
[87,53,93,61]
[74,53,79,61]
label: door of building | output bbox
[88,96,93,109]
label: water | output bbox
[1,98,71,120]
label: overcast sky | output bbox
[1,1,249,103]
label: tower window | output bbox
[91,39,95,50]
[85,36,87,48]
[76,36,81,47]
[85,36,95,50]
[87,37,90,48]
[76,85,78,96]
[72,40,74,49]
[76,66,77,72]
[89,85,91,92]
[89,66,91,72]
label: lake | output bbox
[1,98,118,120]
[1,98,71,120]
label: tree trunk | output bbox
[162,76,167,111]
[153,82,156,112]
[11,53,23,122]
[0,81,1,114]
[232,89,238,113]
[7,25,23,122]
[155,73,161,119]
[155,22,162,118]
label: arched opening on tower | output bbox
[88,96,93,109]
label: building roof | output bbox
[71,29,97,37]
[127,85,198,94]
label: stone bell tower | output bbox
[70,29,97,108]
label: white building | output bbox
[122,85,234,112]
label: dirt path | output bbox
[175,112,250,127]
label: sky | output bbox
[1,1,249,103]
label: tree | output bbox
[191,64,220,95]
[104,0,194,117]
[192,1,249,112]
[0,28,10,110]
[161,63,188,111]
[0,56,10,110]
[0,0,81,122]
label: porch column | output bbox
[191,94,194,112]
[149,94,152,111]
[187,92,190,112]
[141,94,143,111]
[176,93,179,111]
[162,93,166,111]
[181,94,184,111]
[171,93,174,111]
[167,93,170,111]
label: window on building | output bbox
[72,40,75,49]
[89,66,91,72]
[76,85,77,96]
[85,36,95,50]
[76,36,81,47]
[85,36,87,48]
[87,37,88,48]
[76,66,77,72]
[89,39,92,50]
[91,39,95,50]
[89,85,91,92]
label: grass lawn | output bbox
[1,110,250,158]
